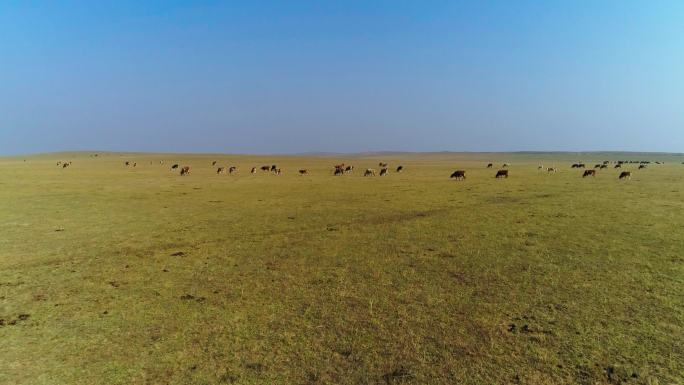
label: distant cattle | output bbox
[495,170,508,178]
[229,166,237,174]
[364,169,375,177]
[212,161,217,166]
[125,161,130,166]
[594,164,601,168]
[217,167,226,174]
[160,160,164,165]
[619,171,631,180]
[62,163,70,168]
[582,170,596,177]
[261,166,270,171]
[502,163,509,168]
[379,168,388,176]
[486,163,493,168]
[180,166,190,176]
[271,165,277,172]
[57,161,62,166]
[396,165,403,173]
[251,167,257,174]
[638,165,646,169]
[450,170,466,180]
[334,163,346,170]
[603,161,609,164]
[334,167,344,176]
[298,169,308,175]
[614,164,621,169]
[571,163,586,168]
[600,164,607,169]
[547,167,557,173]
[133,162,137,167]
[274,168,282,175]
[378,162,388,168]
[345,165,353,172]
[171,164,179,170]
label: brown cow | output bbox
[379,168,388,176]
[298,169,308,175]
[582,170,596,177]
[450,170,466,180]
[261,166,270,171]
[364,169,375,177]
[180,166,190,176]
[495,170,508,178]
[619,171,631,180]
[334,167,344,176]
[217,167,227,174]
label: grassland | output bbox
[1,151,683,385]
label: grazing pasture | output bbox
[1,152,683,385]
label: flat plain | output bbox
[1,152,683,385]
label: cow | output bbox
[57,161,62,166]
[396,165,403,173]
[603,161,609,164]
[379,168,388,176]
[133,162,137,167]
[486,163,493,168]
[364,169,375,177]
[619,171,631,180]
[125,161,130,166]
[571,163,579,168]
[275,168,282,175]
[271,165,277,172]
[582,170,596,177]
[502,163,509,168]
[594,164,602,168]
[614,164,621,169]
[638,165,646,169]
[299,169,308,175]
[547,167,557,173]
[171,164,179,170]
[450,170,466,180]
[495,170,508,178]
[62,163,70,168]
[251,167,257,174]
[261,166,270,171]
[334,163,346,170]
[378,162,388,168]
[180,166,190,176]
[217,167,226,174]
[334,167,344,176]
[229,166,237,174]
[600,164,607,169]
[345,165,353,172]
[212,161,217,166]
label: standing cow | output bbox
[180,166,191,176]
[619,171,631,180]
[495,170,508,178]
[582,170,596,177]
[450,170,466,180]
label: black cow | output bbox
[450,170,466,180]
[495,170,508,178]
[582,170,596,177]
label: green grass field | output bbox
[1,152,683,385]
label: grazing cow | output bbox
[619,171,631,180]
[486,163,493,168]
[600,164,608,169]
[299,169,308,175]
[171,164,179,170]
[251,167,257,174]
[571,163,579,168]
[261,166,270,171]
[57,161,62,166]
[334,167,344,176]
[547,167,557,173]
[638,165,646,169]
[603,161,609,164]
[364,169,375,177]
[379,168,388,176]
[450,170,466,180]
[180,166,190,176]
[614,164,621,169]
[62,163,69,168]
[275,168,282,175]
[396,165,403,173]
[345,165,353,172]
[217,167,226,174]
[502,163,509,168]
[271,165,277,172]
[582,170,596,177]
[495,170,508,178]
[334,163,346,170]
[594,164,601,168]
[133,162,137,167]
[125,161,130,166]
[229,166,237,174]
[212,161,217,166]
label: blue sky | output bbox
[1,1,683,154]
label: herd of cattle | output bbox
[52,158,674,180]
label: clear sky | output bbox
[1,1,683,155]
